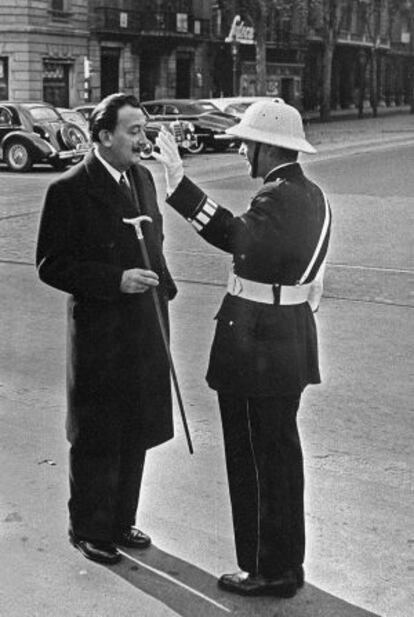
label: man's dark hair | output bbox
[90,93,144,143]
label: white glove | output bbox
[153,127,184,194]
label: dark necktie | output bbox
[119,173,139,216]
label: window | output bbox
[176,13,188,33]
[0,107,12,127]
[50,0,70,19]
[51,0,64,10]
[0,58,8,99]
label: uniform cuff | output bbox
[166,175,206,220]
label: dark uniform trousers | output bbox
[218,392,304,578]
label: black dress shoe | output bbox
[69,534,121,565]
[115,527,151,549]
[218,570,297,598]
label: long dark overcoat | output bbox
[36,151,176,449]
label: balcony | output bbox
[92,7,210,39]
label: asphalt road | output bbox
[0,141,413,617]
[0,142,413,305]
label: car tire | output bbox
[139,146,154,160]
[4,141,33,172]
[186,139,205,154]
[59,123,89,149]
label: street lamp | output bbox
[230,33,239,96]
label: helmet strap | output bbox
[251,142,261,178]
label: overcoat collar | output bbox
[83,150,153,217]
[264,162,303,185]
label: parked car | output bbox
[74,104,198,158]
[198,97,285,119]
[57,107,90,134]
[73,104,95,123]
[141,99,240,153]
[0,101,90,172]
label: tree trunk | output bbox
[358,51,368,119]
[255,11,267,96]
[320,41,334,122]
[370,48,378,118]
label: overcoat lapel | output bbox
[84,151,137,221]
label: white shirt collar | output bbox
[94,146,128,185]
[264,161,296,182]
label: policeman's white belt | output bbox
[227,272,312,305]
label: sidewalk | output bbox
[305,106,414,154]
[0,265,412,617]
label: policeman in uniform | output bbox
[154,101,331,598]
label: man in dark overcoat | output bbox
[36,93,176,565]
[154,101,331,598]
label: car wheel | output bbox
[139,146,154,160]
[186,139,205,154]
[59,122,89,149]
[4,141,33,172]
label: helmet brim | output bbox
[226,125,317,154]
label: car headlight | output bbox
[187,122,195,132]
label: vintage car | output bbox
[57,107,90,134]
[74,104,198,158]
[0,101,90,172]
[198,96,285,119]
[141,99,240,153]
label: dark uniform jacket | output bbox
[167,162,331,397]
[36,151,176,449]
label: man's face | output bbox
[106,105,149,170]
[239,139,257,177]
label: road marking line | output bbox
[328,263,413,274]
[118,550,231,613]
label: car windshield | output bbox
[225,103,251,114]
[174,102,214,115]
[61,111,86,124]
[197,101,220,112]
[23,104,61,122]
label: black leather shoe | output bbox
[218,570,297,598]
[115,526,151,549]
[69,534,121,565]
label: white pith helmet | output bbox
[226,100,316,154]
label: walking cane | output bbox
[123,213,194,455]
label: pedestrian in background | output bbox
[154,100,331,598]
[36,93,177,565]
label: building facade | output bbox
[0,1,412,112]
[304,0,414,111]
[0,0,89,106]
[87,0,213,103]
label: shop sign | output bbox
[225,15,255,45]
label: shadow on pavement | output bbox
[110,545,382,617]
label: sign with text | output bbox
[225,15,255,45]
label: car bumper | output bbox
[213,134,238,141]
[56,146,90,159]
